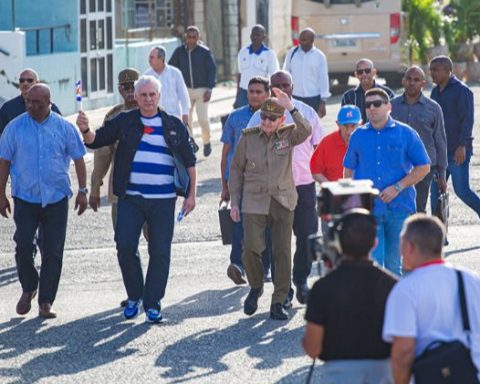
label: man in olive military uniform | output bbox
[88,68,141,308]
[229,89,312,320]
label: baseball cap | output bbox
[118,68,140,84]
[337,105,362,125]
[261,98,285,118]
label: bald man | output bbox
[0,68,61,136]
[391,66,447,213]
[0,84,87,319]
[283,28,330,118]
[342,58,395,123]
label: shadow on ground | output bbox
[0,308,149,383]
[155,308,303,382]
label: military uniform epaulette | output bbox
[104,104,126,121]
[242,126,261,135]
[277,123,295,133]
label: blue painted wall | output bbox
[0,0,78,54]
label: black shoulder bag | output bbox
[412,270,479,384]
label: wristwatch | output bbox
[289,107,298,114]
[78,187,89,194]
[393,183,402,192]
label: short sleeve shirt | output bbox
[343,118,430,214]
[383,264,480,377]
[237,44,279,90]
[220,105,255,181]
[306,259,398,360]
[0,111,86,206]
[310,130,347,181]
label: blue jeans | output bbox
[231,212,272,275]
[13,197,68,304]
[430,150,480,217]
[115,195,175,311]
[320,359,392,384]
[372,209,409,276]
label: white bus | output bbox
[291,0,408,85]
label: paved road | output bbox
[0,85,479,383]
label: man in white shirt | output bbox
[247,70,325,305]
[283,28,330,118]
[383,214,480,383]
[235,25,279,108]
[145,46,190,124]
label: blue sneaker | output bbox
[123,299,141,319]
[145,308,163,324]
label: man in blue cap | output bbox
[310,105,362,235]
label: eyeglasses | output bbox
[119,83,135,91]
[260,113,279,122]
[365,100,387,109]
[356,68,372,75]
[19,78,35,84]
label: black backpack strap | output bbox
[290,46,300,63]
[456,270,471,332]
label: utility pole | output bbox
[11,0,16,31]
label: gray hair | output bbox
[355,58,374,69]
[429,55,453,71]
[153,46,166,60]
[134,75,161,94]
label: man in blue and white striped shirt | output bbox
[77,76,196,323]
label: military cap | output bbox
[261,98,285,118]
[118,68,140,84]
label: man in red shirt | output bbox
[310,105,362,235]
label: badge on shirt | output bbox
[273,139,290,151]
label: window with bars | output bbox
[124,0,174,29]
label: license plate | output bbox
[330,39,356,47]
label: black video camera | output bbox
[308,179,379,274]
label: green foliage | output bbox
[402,0,444,63]
[446,0,480,44]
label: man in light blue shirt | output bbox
[0,84,87,319]
[344,88,430,276]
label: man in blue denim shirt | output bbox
[344,88,430,276]
[430,55,480,218]
[220,76,272,285]
[0,84,87,319]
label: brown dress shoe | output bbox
[39,303,57,319]
[16,290,37,315]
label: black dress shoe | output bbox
[295,282,309,305]
[244,287,263,316]
[270,303,289,320]
[203,143,212,157]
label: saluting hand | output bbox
[271,87,294,112]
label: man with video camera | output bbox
[303,209,398,383]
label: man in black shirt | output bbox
[0,68,61,136]
[303,209,398,383]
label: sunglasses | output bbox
[19,78,35,84]
[260,113,279,122]
[120,83,135,91]
[356,68,372,75]
[365,100,387,109]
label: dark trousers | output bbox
[293,95,321,112]
[13,197,68,304]
[415,169,435,213]
[293,183,318,285]
[230,210,272,275]
[115,195,175,311]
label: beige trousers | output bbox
[188,87,211,145]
